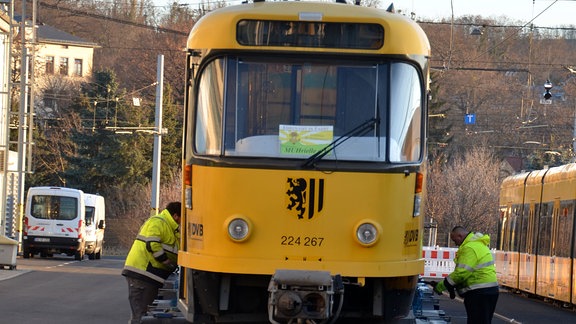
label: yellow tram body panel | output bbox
[517,169,547,294]
[536,255,572,303]
[187,2,430,57]
[537,164,576,303]
[496,172,529,289]
[179,165,423,277]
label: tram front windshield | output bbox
[194,57,423,163]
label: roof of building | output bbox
[13,15,99,48]
[37,23,100,48]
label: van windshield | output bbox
[31,195,78,220]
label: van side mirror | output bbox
[98,219,106,229]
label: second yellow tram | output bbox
[497,163,576,306]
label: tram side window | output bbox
[195,59,225,155]
[518,204,528,253]
[521,203,537,254]
[538,202,553,256]
[556,201,574,258]
[530,203,539,254]
[509,204,521,251]
[499,205,520,251]
[497,207,507,250]
[389,63,422,162]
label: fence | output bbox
[421,246,457,279]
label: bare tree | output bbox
[426,147,501,247]
[422,17,576,168]
[103,170,181,252]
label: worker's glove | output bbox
[162,259,178,272]
[432,280,445,296]
[442,278,456,299]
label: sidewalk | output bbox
[0,268,30,281]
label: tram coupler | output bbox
[267,269,342,324]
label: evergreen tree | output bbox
[63,70,154,193]
[159,83,183,180]
[427,72,453,162]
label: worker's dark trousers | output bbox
[463,286,499,324]
[126,276,160,324]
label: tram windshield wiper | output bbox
[301,117,380,169]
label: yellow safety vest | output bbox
[446,232,498,295]
[122,209,180,285]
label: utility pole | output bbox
[103,55,165,215]
[0,0,15,239]
[13,0,35,244]
[150,55,164,216]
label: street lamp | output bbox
[543,80,553,100]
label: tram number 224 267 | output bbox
[281,235,324,247]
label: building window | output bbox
[59,57,68,76]
[46,56,54,74]
[74,59,83,77]
[43,95,55,110]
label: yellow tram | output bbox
[497,163,576,305]
[179,1,430,322]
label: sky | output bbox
[393,0,576,28]
[158,0,575,28]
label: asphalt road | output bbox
[0,255,129,324]
[3,256,576,324]
[432,287,576,324]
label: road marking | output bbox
[494,312,521,323]
[46,260,78,269]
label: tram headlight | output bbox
[226,216,252,242]
[354,220,381,246]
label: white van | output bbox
[23,187,87,260]
[84,193,106,260]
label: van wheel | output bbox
[74,250,84,261]
[23,248,31,259]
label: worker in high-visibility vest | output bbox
[431,226,499,324]
[122,202,181,324]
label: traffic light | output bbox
[543,80,552,100]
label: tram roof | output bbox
[543,162,576,183]
[187,1,431,56]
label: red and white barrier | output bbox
[421,246,458,279]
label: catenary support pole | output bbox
[150,55,164,216]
